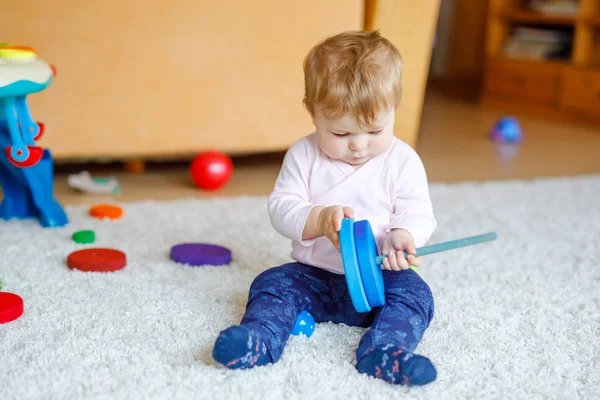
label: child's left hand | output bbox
[381,229,422,271]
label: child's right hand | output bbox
[317,205,354,251]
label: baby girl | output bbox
[212,30,438,386]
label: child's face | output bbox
[313,107,395,167]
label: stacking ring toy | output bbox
[340,218,497,312]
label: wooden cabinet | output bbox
[484,59,600,120]
[481,0,600,123]
[560,68,600,114]
[484,58,562,104]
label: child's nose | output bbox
[349,137,367,151]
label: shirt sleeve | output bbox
[267,138,318,246]
[386,150,437,248]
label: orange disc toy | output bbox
[90,204,123,220]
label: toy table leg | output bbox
[1,100,28,161]
[1,98,43,168]
[15,95,40,143]
[23,149,68,227]
[0,156,37,219]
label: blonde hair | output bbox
[303,30,403,129]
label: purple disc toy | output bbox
[170,243,232,266]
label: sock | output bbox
[356,344,437,386]
[212,325,273,369]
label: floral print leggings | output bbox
[239,262,435,363]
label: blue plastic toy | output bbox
[291,310,315,338]
[490,116,523,143]
[0,44,68,227]
[340,218,497,313]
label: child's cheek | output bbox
[375,133,393,153]
[320,136,342,159]
[339,139,350,157]
[329,137,344,158]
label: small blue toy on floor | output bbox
[490,116,523,143]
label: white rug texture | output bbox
[0,175,599,400]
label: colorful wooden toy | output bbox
[170,243,232,266]
[72,230,96,244]
[0,292,23,324]
[89,204,123,220]
[67,248,127,272]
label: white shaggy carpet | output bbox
[1,175,599,400]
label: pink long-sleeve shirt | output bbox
[267,133,437,275]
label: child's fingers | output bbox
[381,239,392,270]
[387,251,401,271]
[407,255,422,267]
[342,206,354,218]
[397,254,411,270]
[333,208,344,231]
[330,232,340,251]
[381,241,390,256]
[329,228,339,243]
[381,244,391,270]
[405,241,417,256]
[382,257,391,270]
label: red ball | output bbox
[190,151,233,190]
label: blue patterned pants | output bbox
[239,262,435,362]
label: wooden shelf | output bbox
[498,56,571,66]
[584,16,600,26]
[496,10,577,26]
[483,0,600,124]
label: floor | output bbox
[18,86,600,206]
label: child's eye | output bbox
[330,131,349,137]
[369,130,383,135]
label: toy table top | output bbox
[0,46,53,95]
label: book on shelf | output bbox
[512,27,572,44]
[527,0,579,16]
[503,27,573,60]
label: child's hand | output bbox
[381,229,422,271]
[317,205,354,251]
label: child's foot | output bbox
[212,325,273,369]
[356,344,437,386]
